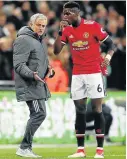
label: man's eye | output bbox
[64,12,70,15]
[36,24,41,27]
[36,24,46,27]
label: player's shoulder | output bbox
[83,20,103,31]
[83,20,99,26]
[84,20,94,24]
[63,25,72,31]
[62,25,72,34]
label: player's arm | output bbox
[94,22,115,67]
[54,34,65,55]
[101,37,115,67]
[54,21,68,55]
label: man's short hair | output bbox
[30,13,47,25]
[63,1,80,10]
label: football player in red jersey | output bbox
[54,2,115,158]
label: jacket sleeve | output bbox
[13,37,34,79]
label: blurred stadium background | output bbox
[0,1,126,158]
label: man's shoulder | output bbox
[83,20,96,25]
[15,35,29,43]
[14,35,31,48]
[63,25,72,32]
[83,20,101,31]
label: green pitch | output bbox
[0,145,125,159]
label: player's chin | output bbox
[63,19,70,25]
[66,20,71,25]
[68,22,72,25]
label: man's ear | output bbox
[77,11,80,16]
[29,21,33,27]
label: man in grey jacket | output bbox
[13,13,54,158]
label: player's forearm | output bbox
[103,37,115,59]
[107,50,114,58]
[54,35,63,55]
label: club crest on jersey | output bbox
[72,40,88,47]
[83,32,89,38]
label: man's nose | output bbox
[40,27,44,30]
[64,15,68,18]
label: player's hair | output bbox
[63,1,80,10]
[30,13,47,25]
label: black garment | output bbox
[20,99,46,149]
[107,49,126,90]
[74,99,86,147]
[0,52,12,80]
[0,26,6,38]
[93,112,105,147]
[86,101,113,136]
[7,15,24,31]
[104,113,113,136]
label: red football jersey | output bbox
[61,18,109,74]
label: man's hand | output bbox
[100,55,108,76]
[60,20,69,31]
[101,54,112,67]
[33,72,45,83]
[46,65,55,78]
[101,58,110,67]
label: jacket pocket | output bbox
[17,87,25,101]
[36,81,45,87]
[18,87,25,95]
[28,63,38,72]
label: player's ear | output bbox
[75,10,80,16]
[77,10,80,16]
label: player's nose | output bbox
[64,14,68,19]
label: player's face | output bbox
[63,8,78,25]
[31,18,47,36]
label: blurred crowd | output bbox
[0,1,126,91]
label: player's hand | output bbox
[60,20,69,31]
[33,72,45,83]
[101,58,110,67]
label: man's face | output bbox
[63,8,78,25]
[31,18,47,36]
[0,15,7,26]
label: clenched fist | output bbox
[60,20,69,31]
[101,58,110,67]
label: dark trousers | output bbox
[20,99,46,149]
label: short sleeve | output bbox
[94,22,109,42]
[61,28,68,45]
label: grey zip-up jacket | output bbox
[13,26,51,101]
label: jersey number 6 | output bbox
[97,84,102,92]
